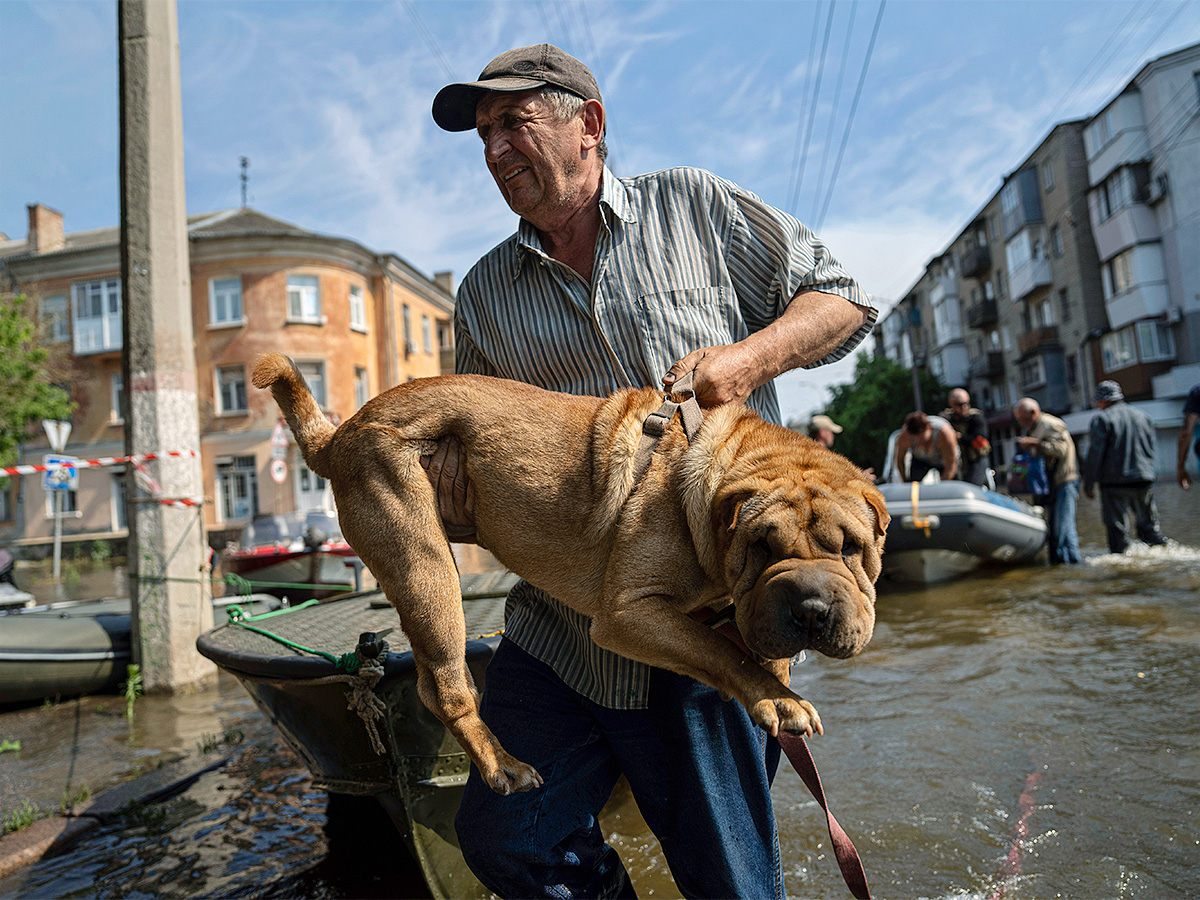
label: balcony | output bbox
[1009,256,1053,301]
[1092,204,1160,262]
[968,350,1005,379]
[1106,282,1170,330]
[928,273,957,306]
[961,245,992,278]
[1018,325,1061,357]
[967,298,998,329]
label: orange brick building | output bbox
[0,204,455,553]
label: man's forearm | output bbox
[741,290,870,387]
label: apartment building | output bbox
[876,41,1200,481]
[0,204,456,552]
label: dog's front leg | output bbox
[589,596,822,738]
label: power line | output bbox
[813,0,859,221]
[786,2,827,211]
[403,1,454,80]
[788,0,838,216]
[815,0,886,232]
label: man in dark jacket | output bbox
[942,388,991,486]
[1082,380,1168,553]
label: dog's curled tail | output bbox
[251,353,336,477]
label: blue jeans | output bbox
[454,638,784,899]
[1041,479,1082,564]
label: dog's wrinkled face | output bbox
[717,463,888,662]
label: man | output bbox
[941,388,991,486]
[1082,380,1167,553]
[1014,397,1081,564]
[1177,382,1200,490]
[807,413,842,449]
[425,44,874,899]
[893,410,957,482]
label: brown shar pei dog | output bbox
[252,353,888,795]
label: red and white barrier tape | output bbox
[0,450,198,478]
[2,450,203,508]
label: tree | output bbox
[820,352,947,474]
[0,294,75,469]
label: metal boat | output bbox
[222,509,362,601]
[878,480,1047,585]
[196,571,518,900]
[0,594,282,706]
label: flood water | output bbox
[2,487,1199,899]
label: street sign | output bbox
[270,457,288,484]
[43,420,72,453]
[271,419,289,460]
[44,455,79,492]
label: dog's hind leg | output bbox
[336,446,543,796]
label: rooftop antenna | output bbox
[240,156,249,208]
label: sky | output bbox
[4,0,1200,424]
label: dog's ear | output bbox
[863,488,889,537]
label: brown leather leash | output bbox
[636,375,871,898]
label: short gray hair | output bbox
[542,87,608,161]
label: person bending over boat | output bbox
[894,411,957,482]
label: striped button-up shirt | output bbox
[455,165,874,709]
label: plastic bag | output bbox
[1008,451,1049,496]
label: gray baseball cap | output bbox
[433,43,602,132]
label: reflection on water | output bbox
[2,489,1199,899]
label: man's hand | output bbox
[1085,486,1096,500]
[662,345,760,407]
[420,434,478,542]
[1016,436,1040,451]
[1179,466,1192,491]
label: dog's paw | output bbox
[749,696,823,738]
[485,757,544,795]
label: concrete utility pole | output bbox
[119,0,214,691]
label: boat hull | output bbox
[196,571,518,900]
[878,481,1047,585]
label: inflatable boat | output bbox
[878,480,1047,585]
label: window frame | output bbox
[349,284,367,332]
[286,274,323,324]
[209,276,244,327]
[217,365,248,415]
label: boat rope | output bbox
[223,603,393,755]
[910,480,932,537]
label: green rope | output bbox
[223,601,392,675]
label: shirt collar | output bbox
[513,165,635,280]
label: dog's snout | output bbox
[791,596,830,635]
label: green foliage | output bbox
[122,664,144,720]
[0,294,74,467]
[2,799,39,834]
[89,540,113,562]
[60,783,92,813]
[822,353,948,475]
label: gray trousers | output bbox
[1099,482,1166,553]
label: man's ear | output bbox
[580,99,604,155]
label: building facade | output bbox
[0,205,456,553]
[876,42,1200,482]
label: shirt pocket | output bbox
[632,286,747,371]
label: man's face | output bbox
[475,90,584,223]
[1014,407,1033,429]
[817,428,835,449]
[949,390,970,415]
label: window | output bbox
[1001,180,1020,214]
[995,271,1006,300]
[984,280,995,301]
[403,304,415,353]
[1136,321,1175,362]
[72,278,122,354]
[438,323,453,351]
[1096,168,1137,222]
[209,277,243,325]
[0,484,11,522]
[46,487,78,517]
[1066,353,1078,388]
[1043,162,1055,191]
[1102,249,1135,299]
[1032,298,1056,328]
[40,296,69,342]
[217,455,259,521]
[349,284,366,332]
[111,468,127,530]
[354,366,369,410]
[217,366,248,413]
[1058,288,1071,322]
[1101,328,1137,372]
[1050,224,1063,257]
[110,373,124,424]
[422,315,433,354]
[297,361,327,407]
[1019,357,1046,388]
[287,274,321,322]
